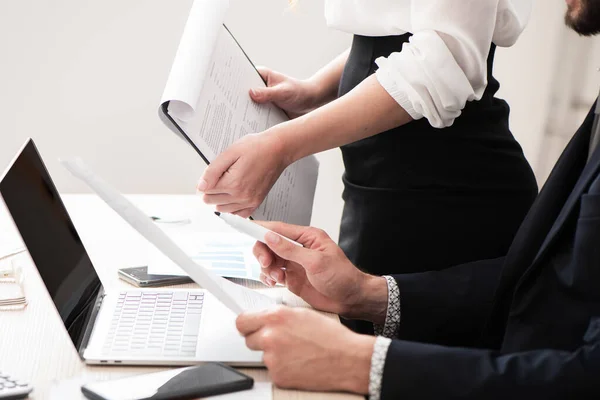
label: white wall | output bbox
[0,0,573,241]
[493,0,567,173]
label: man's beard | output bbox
[565,0,600,36]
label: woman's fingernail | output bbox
[267,278,276,287]
[270,271,279,282]
[250,89,260,98]
[258,256,267,267]
[265,232,281,245]
[197,179,208,192]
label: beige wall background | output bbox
[0,0,596,241]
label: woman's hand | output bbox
[250,67,322,119]
[252,221,389,324]
[198,132,290,217]
[198,65,411,216]
[197,66,321,216]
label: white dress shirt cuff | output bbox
[368,336,392,400]
[373,276,401,338]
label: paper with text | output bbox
[159,0,319,225]
[60,158,275,315]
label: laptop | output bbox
[0,139,263,366]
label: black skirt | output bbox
[338,34,538,276]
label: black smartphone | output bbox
[81,363,254,400]
[117,266,194,287]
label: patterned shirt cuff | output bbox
[368,336,392,400]
[373,276,401,338]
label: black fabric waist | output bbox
[338,34,535,191]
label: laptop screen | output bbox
[0,139,102,351]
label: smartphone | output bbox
[118,266,194,287]
[81,363,254,400]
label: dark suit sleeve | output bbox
[392,257,505,347]
[380,338,600,399]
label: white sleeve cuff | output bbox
[375,65,423,121]
[373,31,481,129]
[368,336,392,400]
[373,276,401,338]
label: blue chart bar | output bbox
[189,247,261,279]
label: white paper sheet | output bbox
[60,158,275,315]
[159,0,319,226]
[161,0,230,121]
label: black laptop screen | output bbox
[0,140,101,350]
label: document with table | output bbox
[158,0,319,226]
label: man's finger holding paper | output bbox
[236,309,271,337]
[252,220,378,317]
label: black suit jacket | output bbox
[381,103,600,399]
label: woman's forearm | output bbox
[307,49,350,109]
[273,74,413,163]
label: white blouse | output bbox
[324,0,532,128]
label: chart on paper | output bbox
[147,232,263,283]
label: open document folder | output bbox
[61,158,277,315]
[158,0,319,225]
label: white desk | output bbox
[0,194,361,400]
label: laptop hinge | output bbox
[77,286,106,360]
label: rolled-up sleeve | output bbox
[375,0,529,128]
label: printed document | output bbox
[159,0,319,225]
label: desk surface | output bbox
[0,194,361,400]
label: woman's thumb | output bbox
[250,87,277,103]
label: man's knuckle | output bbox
[305,255,323,271]
[260,328,275,348]
[315,228,329,239]
[269,306,286,322]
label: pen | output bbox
[150,216,191,224]
[214,212,303,247]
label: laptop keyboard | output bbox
[102,291,204,358]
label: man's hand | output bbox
[253,221,388,324]
[236,306,374,394]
